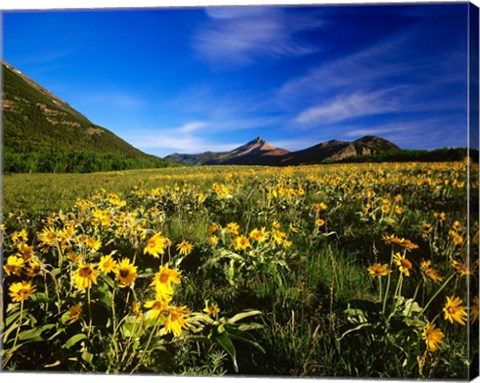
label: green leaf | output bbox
[5,311,22,327]
[81,349,93,365]
[16,323,55,343]
[228,328,266,354]
[227,310,262,324]
[64,333,87,349]
[214,331,238,372]
[402,299,422,316]
[2,323,19,344]
[6,303,20,314]
[337,322,371,341]
[237,322,263,331]
[31,292,51,303]
[17,328,43,342]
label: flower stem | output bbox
[87,285,92,338]
[382,249,395,314]
[131,316,161,373]
[419,273,455,316]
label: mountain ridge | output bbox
[2,60,174,172]
[165,135,400,166]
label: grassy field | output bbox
[1,162,479,378]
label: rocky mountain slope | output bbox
[165,137,290,165]
[1,60,173,170]
[166,135,400,166]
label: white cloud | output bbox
[122,119,262,156]
[193,7,322,65]
[294,88,402,125]
[277,32,414,108]
[178,121,208,133]
[128,130,243,155]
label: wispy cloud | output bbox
[277,32,415,109]
[124,121,244,155]
[277,24,467,140]
[193,7,322,66]
[294,88,406,125]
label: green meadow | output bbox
[1,162,478,378]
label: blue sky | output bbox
[1,3,471,156]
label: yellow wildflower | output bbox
[393,252,413,277]
[233,235,251,251]
[443,296,468,325]
[164,306,189,336]
[422,323,444,352]
[144,233,167,258]
[204,302,220,318]
[176,241,193,256]
[3,255,24,276]
[98,254,116,273]
[367,263,390,278]
[74,263,98,290]
[37,226,59,247]
[114,258,138,288]
[66,304,82,325]
[9,280,36,302]
[420,260,443,282]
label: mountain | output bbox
[279,135,400,165]
[165,137,290,165]
[165,136,400,166]
[1,60,173,172]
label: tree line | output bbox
[3,148,175,173]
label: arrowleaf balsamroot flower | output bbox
[233,235,251,251]
[249,228,269,242]
[420,260,443,282]
[3,255,24,277]
[443,296,468,325]
[203,302,220,318]
[98,254,116,273]
[66,304,82,325]
[393,252,413,277]
[151,263,180,294]
[37,226,60,247]
[144,298,168,319]
[367,263,390,278]
[114,258,138,287]
[74,263,98,290]
[422,323,444,352]
[26,259,43,277]
[9,280,37,302]
[164,306,189,336]
[226,222,240,236]
[18,243,34,261]
[144,233,167,258]
[132,301,143,319]
[176,241,193,256]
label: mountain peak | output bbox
[249,136,265,145]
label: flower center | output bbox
[79,267,92,277]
